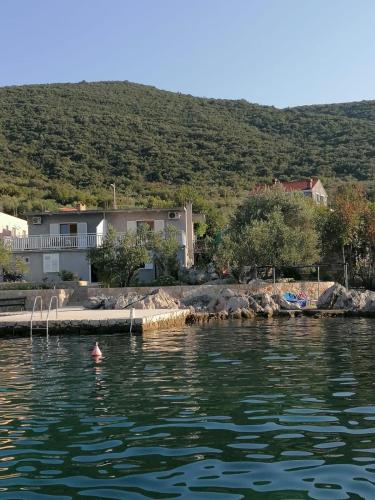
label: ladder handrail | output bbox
[30,296,43,336]
[46,295,59,336]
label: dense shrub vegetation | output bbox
[0,80,374,219]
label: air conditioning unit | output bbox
[32,216,42,225]
[168,211,181,220]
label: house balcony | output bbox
[5,233,108,252]
[4,232,169,252]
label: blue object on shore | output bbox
[283,292,307,308]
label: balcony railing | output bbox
[5,231,186,252]
[5,233,107,252]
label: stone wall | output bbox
[0,288,74,311]
[87,281,334,302]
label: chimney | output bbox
[76,202,86,211]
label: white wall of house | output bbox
[12,206,200,283]
[0,212,28,237]
[311,180,328,205]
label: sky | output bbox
[1,0,375,107]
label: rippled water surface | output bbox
[1,318,375,499]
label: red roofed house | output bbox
[256,178,328,206]
[279,178,328,205]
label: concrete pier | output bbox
[0,307,190,335]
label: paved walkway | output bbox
[0,306,182,323]
[0,306,190,334]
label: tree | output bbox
[0,242,28,281]
[319,184,370,285]
[88,226,149,287]
[220,186,320,281]
[150,224,180,278]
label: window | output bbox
[60,223,78,235]
[43,253,59,273]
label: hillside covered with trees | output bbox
[0,80,374,216]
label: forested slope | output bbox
[0,80,374,214]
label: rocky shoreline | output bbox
[84,283,375,321]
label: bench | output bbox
[0,297,27,311]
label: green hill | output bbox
[0,80,374,214]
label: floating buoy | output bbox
[91,342,102,357]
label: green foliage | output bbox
[0,81,374,223]
[220,187,320,281]
[0,240,11,271]
[0,282,53,290]
[58,269,78,281]
[0,243,29,281]
[319,184,375,288]
[88,226,149,287]
[148,275,178,286]
[150,224,180,278]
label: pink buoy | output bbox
[91,342,102,358]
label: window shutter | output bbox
[43,253,59,273]
[51,254,59,272]
[50,223,59,235]
[77,222,88,247]
[127,221,137,232]
[154,220,165,233]
[77,222,87,234]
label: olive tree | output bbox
[217,186,320,281]
[150,224,180,278]
[88,226,149,287]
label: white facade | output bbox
[8,205,200,283]
[0,212,27,237]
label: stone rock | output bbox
[317,283,375,312]
[181,293,212,310]
[142,288,180,309]
[334,289,366,311]
[226,295,250,312]
[241,308,255,319]
[253,293,279,313]
[181,285,223,309]
[83,296,105,309]
[103,296,117,309]
[219,288,236,299]
[212,296,226,313]
[262,304,274,317]
[115,293,142,309]
[360,291,375,312]
[317,283,345,309]
[316,283,363,310]
[247,295,264,313]
[95,288,181,311]
[229,308,242,319]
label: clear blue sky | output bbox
[1,0,374,107]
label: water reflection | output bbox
[0,318,375,498]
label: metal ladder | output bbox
[30,295,59,336]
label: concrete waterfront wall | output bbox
[0,288,74,310]
[0,281,335,311]
[87,281,335,302]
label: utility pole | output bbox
[110,183,117,209]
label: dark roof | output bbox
[253,178,320,193]
[280,178,318,191]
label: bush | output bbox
[148,275,178,286]
[58,269,79,281]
